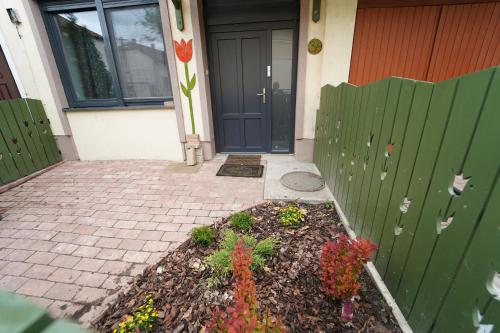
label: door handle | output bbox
[257,88,266,104]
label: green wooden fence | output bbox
[0,98,61,186]
[0,290,89,333]
[313,67,499,333]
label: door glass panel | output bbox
[107,5,172,99]
[271,29,293,151]
[55,11,115,100]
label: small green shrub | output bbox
[279,205,304,226]
[324,201,334,209]
[230,212,254,231]
[191,226,215,246]
[205,229,275,279]
[113,294,158,333]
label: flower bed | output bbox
[96,202,401,332]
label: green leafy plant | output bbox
[279,205,305,226]
[191,226,215,246]
[230,211,254,231]
[205,230,276,280]
[113,294,158,333]
[324,201,334,209]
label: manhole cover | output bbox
[280,171,325,192]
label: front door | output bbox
[210,30,269,152]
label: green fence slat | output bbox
[10,99,50,170]
[342,87,366,217]
[361,80,415,240]
[333,84,356,199]
[367,80,419,245]
[26,99,61,164]
[6,99,45,170]
[394,68,495,316]
[41,320,89,333]
[0,130,21,185]
[478,296,500,333]
[337,87,363,207]
[353,79,394,236]
[374,82,434,276]
[383,78,459,293]
[0,291,53,333]
[351,81,390,233]
[346,84,374,223]
[324,85,342,188]
[407,69,500,332]
[327,84,346,192]
[431,176,499,333]
[0,100,35,175]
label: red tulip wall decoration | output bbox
[174,39,196,134]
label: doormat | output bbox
[216,164,264,177]
[225,154,261,166]
[216,155,263,177]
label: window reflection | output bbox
[107,5,172,99]
[271,29,293,152]
[56,11,115,100]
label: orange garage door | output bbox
[349,1,500,85]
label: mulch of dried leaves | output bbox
[95,202,402,333]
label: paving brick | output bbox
[50,243,79,255]
[95,237,121,249]
[75,272,108,287]
[44,282,80,301]
[134,222,158,231]
[155,223,180,232]
[194,216,215,225]
[77,258,107,272]
[94,227,119,238]
[48,301,84,318]
[143,241,170,252]
[23,264,57,279]
[26,251,57,264]
[17,279,54,297]
[25,296,54,309]
[114,220,137,229]
[188,209,210,217]
[74,287,108,303]
[161,232,189,242]
[137,230,163,241]
[73,246,101,258]
[1,261,33,276]
[50,255,81,269]
[48,268,82,283]
[0,275,29,292]
[151,214,174,223]
[96,248,125,260]
[115,229,141,239]
[172,215,196,224]
[167,208,188,216]
[73,225,98,235]
[74,235,99,246]
[118,239,145,251]
[123,251,150,263]
[4,249,35,261]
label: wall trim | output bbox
[294,0,309,141]
[190,0,216,156]
[0,31,27,98]
[159,0,187,144]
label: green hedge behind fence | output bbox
[313,67,499,333]
[0,98,61,186]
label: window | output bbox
[42,0,172,108]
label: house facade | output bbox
[0,0,498,162]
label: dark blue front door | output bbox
[210,30,269,152]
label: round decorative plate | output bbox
[308,38,323,55]
[280,171,325,192]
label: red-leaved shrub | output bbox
[320,234,377,301]
[205,240,285,333]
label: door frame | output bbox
[206,20,299,153]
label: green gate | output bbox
[0,98,61,186]
[313,67,499,332]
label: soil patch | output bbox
[95,202,402,333]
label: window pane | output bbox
[55,11,115,100]
[107,5,172,99]
[271,29,293,151]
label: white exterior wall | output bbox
[66,109,183,161]
[301,0,358,139]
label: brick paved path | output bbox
[0,159,264,324]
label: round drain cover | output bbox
[280,171,325,192]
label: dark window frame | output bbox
[41,0,173,108]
